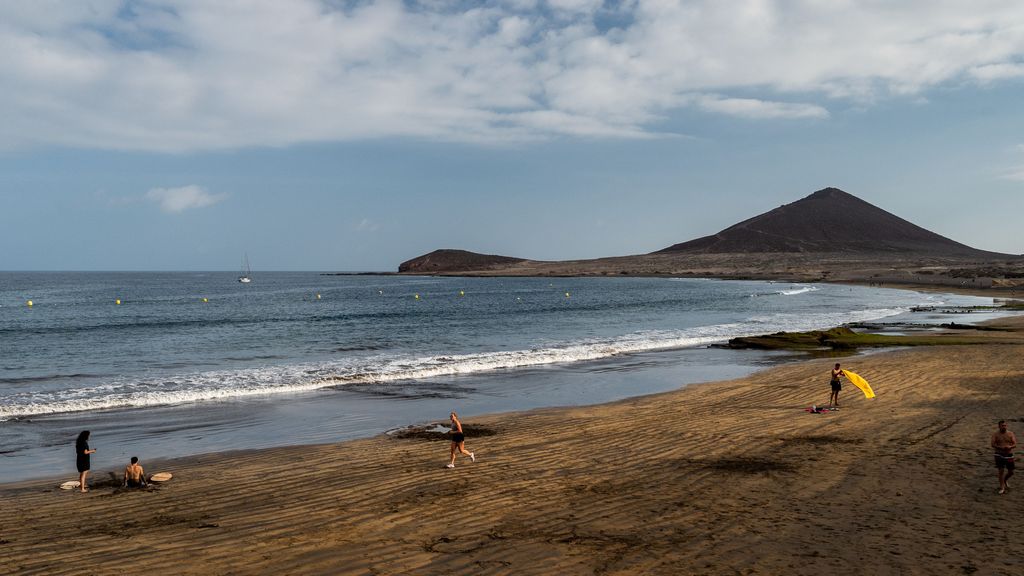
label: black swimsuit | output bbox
[995,452,1016,470]
[451,423,465,443]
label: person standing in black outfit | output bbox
[75,430,96,493]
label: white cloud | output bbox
[355,218,380,232]
[970,62,1024,82]
[696,96,829,120]
[2,1,1024,151]
[146,185,225,213]
[546,0,604,14]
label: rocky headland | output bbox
[397,188,1024,291]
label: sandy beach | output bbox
[3,317,1024,575]
[8,3,1024,575]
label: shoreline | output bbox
[832,279,1024,300]
[0,344,798,484]
[4,317,1024,574]
[9,277,991,485]
[3,299,1020,487]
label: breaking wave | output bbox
[0,306,906,420]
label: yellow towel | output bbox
[841,369,875,399]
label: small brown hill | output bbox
[398,249,526,273]
[655,187,999,256]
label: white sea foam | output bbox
[0,305,909,420]
[750,284,821,297]
[779,285,820,296]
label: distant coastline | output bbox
[319,271,398,276]
[391,188,1024,292]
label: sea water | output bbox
[0,272,998,481]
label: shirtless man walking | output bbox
[123,456,147,488]
[991,420,1017,495]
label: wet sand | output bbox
[3,317,1024,575]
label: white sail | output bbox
[239,254,252,283]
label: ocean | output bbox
[0,272,1001,482]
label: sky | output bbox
[1,0,1023,272]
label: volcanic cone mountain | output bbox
[655,187,998,257]
[396,187,1021,283]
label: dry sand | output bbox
[4,318,1024,575]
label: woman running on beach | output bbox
[446,412,475,468]
[75,430,96,493]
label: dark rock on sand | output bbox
[391,423,498,441]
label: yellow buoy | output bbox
[414,294,420,300]
[202,297,208,303]
[115,299,121,305]
[565,292,570,298]
[459,290,465,297]
[316,294,321,300]
[27,300,33,307]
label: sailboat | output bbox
[238,254,252,283]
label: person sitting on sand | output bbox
[75,430,96,493]
[828,363,844,407]
[446,412,475,469]
[123,456,147,489]
[992,420,1017,495]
